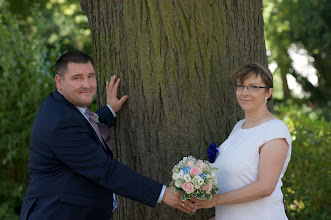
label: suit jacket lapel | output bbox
[51,89,113,157]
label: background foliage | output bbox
[274,100,330,219]
[0,3,59,219]
[0,0,329,219]
[264,0,331,106]
[0,1,90,219]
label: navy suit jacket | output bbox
[20,90,162,220]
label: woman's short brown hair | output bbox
[231,63,273,89]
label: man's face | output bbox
[55,62,97,107]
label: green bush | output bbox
[0,3,59,219]
[275,102,331,220]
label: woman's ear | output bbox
[267,88,273,99]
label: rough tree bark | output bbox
[79,0,268,219]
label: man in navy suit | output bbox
[20,51,196,219]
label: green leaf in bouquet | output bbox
[197,192,204,199]
[206,193,212,200]
[181,193,187,201]
[186,194,194,200]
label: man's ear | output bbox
[55,75,62,91]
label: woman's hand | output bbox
[191,196,217,209]
[162,187,197,213]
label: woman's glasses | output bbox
[236,84,270,92]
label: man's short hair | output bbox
[55,51,94,77]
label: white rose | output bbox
[184,174,192,182]
[172,173,179,180]
[197,177,205,186]
[194,184,200,189]
[177,170,184,179]
[192,176,205,186]
[175,179,184,188]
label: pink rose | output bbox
[186,161,194,167]
[197,161,207,170]
[190,167,202,176]
[201,183,212,193]
[182,182,194,194]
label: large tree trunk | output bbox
[279,65,291,99]
[79,0,268,219]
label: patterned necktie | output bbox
[85,108,112,150]
[85,108,117,211]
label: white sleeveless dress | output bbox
[214,119,292,220]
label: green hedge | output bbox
[0,3,59,219]
[275,102,331,220]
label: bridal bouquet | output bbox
[170,155,218,201]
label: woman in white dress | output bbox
[194,63,292,220]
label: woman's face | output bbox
[236,74,273,113]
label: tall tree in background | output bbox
[6,0,92,53]
[264,0,331,105]
[79,0,268,219]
